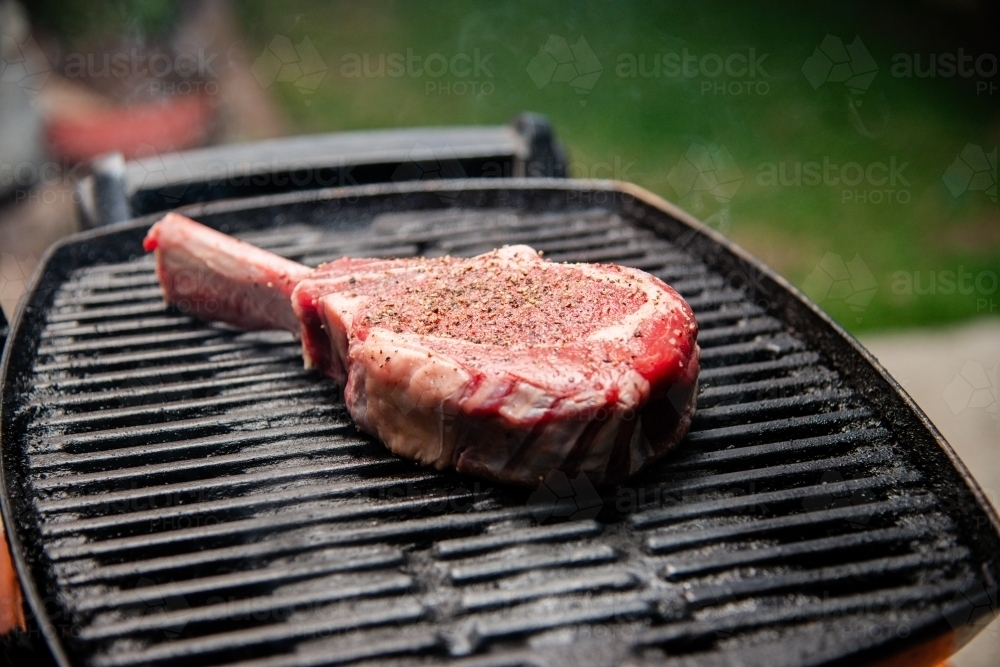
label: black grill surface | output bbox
[2,181,998,667]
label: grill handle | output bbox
[76,113,567,229]
[76,153,130,231]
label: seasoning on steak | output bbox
[144,213,700,485]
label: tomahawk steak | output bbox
[144,213,699,485]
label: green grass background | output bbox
[38,0,1000,333]
[234,1,999,334]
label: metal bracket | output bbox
[75,113,567,229]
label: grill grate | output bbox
[2,184,997,667]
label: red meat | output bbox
[144,213,699,485]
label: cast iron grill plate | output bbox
[2,181,997,667]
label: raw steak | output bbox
[144,213,700,485]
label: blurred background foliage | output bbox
[23,0,1000,333]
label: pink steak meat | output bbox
[144,213,700,485]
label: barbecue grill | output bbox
[2,135,998,667]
